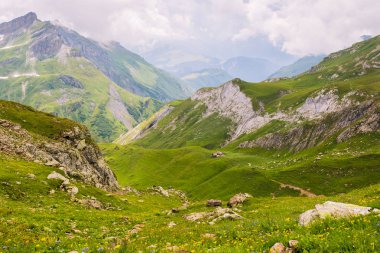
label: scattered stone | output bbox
[128,223,144,235]
[202,233,216,239]
[67,186,79,196]
[299,201,380,226]
[74,198,103,209]
[288,240,299,248]
[207,199,222,207]
[49,189,55,195]
[150,185,169,197]
[227,193,252,207]
[168,221,176,228]
[211,151,224,158]
[26,173,36,179]
[184,207,242,224]
[270,242,286,253]
[15,181,21,185]
[47,171,70,185]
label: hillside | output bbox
[0,12,189,141]
[110,36,380,199]
[269,55,325,79]
[1,101,380,252]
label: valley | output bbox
[0,9,379,253]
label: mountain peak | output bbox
[0,12,38,34]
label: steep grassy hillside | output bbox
[0,12,190,141]
[109,36,380,200]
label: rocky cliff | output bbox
[0,100,118,191]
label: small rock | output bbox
[150,186,169,197]
[211,151,224,158]
[47,171,70,185]
[288,240,299,248]
[227,193,252,207]
[15,181,21,185]
[202,233,216,239]
[168,221,176,228]
[49,189,55,195]
[270,243,286,253]
[184,207,242,223]
[207,199,222,207]
[26,173,36,179]
[67,186,79,196]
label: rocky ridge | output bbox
[191,80,378,149]
[0,119,118,191]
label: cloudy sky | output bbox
[1,0,379,62]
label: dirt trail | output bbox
[271,180,318,197]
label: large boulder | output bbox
[299,201,380,226]
[227,193,252,207]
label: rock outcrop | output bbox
[183,207,242,224]
[299,201,380,226]
[192,81,272,141]
[227,193,252,207]
[0,12,37,35]
[239,101,379,152]
[0,119,118,191]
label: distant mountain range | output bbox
[269,55,326,79]
[0,12,189,141]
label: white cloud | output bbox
[233,0,380,55]
[0,0,379,56]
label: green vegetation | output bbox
[1,153,380,252]
[0,100,82,139]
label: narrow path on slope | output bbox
[271,179,318,197]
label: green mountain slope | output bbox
[109,35,380,199]
[1,83,380,253]
[0,12,189,141]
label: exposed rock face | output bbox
[239,101,379,152]
[191,82,365,145]
[227,193,252,207]
[58,75,84,89]
[192,81,272,140]
[0,12,37,34]
[0,119,118,191]
[30,26,63,60]
[296,89,351,119]
[107,84,134,130]
[299,201,380,226]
